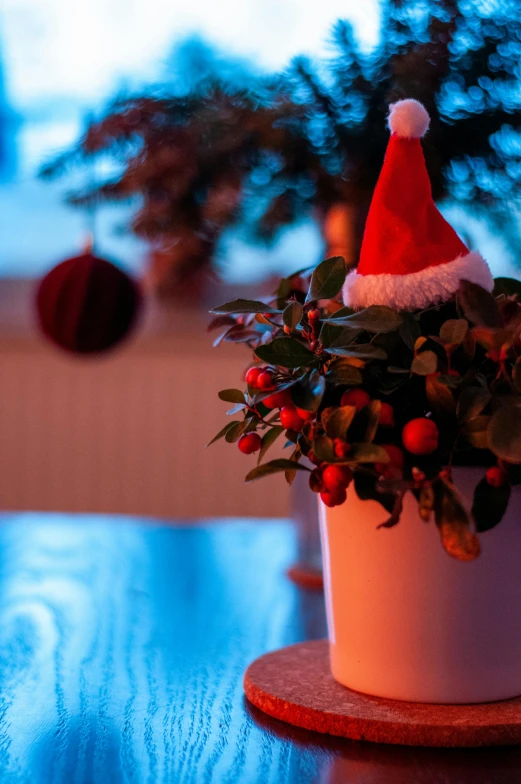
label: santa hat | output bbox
[343,99,494,311]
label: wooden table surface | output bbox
[0,514,520,783]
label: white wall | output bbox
[0,288,290,519]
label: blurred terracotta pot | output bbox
[322,202,367,266]
[319,467,521,703]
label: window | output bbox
[0,0,377,281]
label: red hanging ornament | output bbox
[36,251,142,354]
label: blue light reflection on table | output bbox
[1,514,521,783]
[0,514,326,782]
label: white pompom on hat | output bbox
[387,98,430,139]
[343,99,493,311]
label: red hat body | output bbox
[343,99,493,311]
[358,135,468,277]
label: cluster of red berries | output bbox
[238,377,450,504]
[245,366,275,391]
[340,388,441,456]
[246,366,315,431]
[238,366,315,454]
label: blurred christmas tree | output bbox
[41,0,521,296]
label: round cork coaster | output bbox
[244,639,521,747]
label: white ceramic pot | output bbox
[318,467,521,704]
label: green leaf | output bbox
[432,478,480,561]
[363,400,382,443]
[411,350,438,376]
[376,493,405,529]
[493,277,521,299]
[206,421,239,447]
[291,370,326,411]
[462,416,491,449]
[226,403,246,415]
[252,378,299,405]
[282,301,303,330]
[211,299,280,315]
[255,338,317,369]
[223,328,259,343]
[458,280,502,328]
[326,306,354,320]
[320,323,362,349]
[218,388,246,404]
[284,450,302,485]
[245,458,311,482]
[439,319,468,345]
[488,405,521,463]
[313,435,336,462]
[472,477,511,533]
[425,374,456,415]
[306,256,347,302]
[398,312,421,351]
[349,443,390,464]
[319,321,344,348]
[324,344,387,360]
[419,483,435,522]
[323,405,356,440]
[258,426,285,464]
[275,277,293,307]
[224,420,249,443]
[207,315,237,332]
[456,387,491,422]
[275,266,314,308]
[329,328,364,350]
[325,360,363,386]
[436,374,461,389]
[327,305,403,334]
[353,471,396,514]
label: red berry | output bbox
[280,404,306,432]
[486,466,507,488]
[245,367,262,387]
[296,407,313,420]
[340,388,370,410]
[334,439,351,458]
[308,450,321,466]
[379,402,395,427]
[320,487,347,508]
[308,308,320,323]
[322,465,353,492]
[263,389,292,409]
[402,418,439,456]
[257,370,275,390]
[383,445,404,469]
[238,433,262,454]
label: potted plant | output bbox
[209,100,521,705]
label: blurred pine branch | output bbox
[41,1,521,293]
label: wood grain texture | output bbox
[0,514,519,783]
